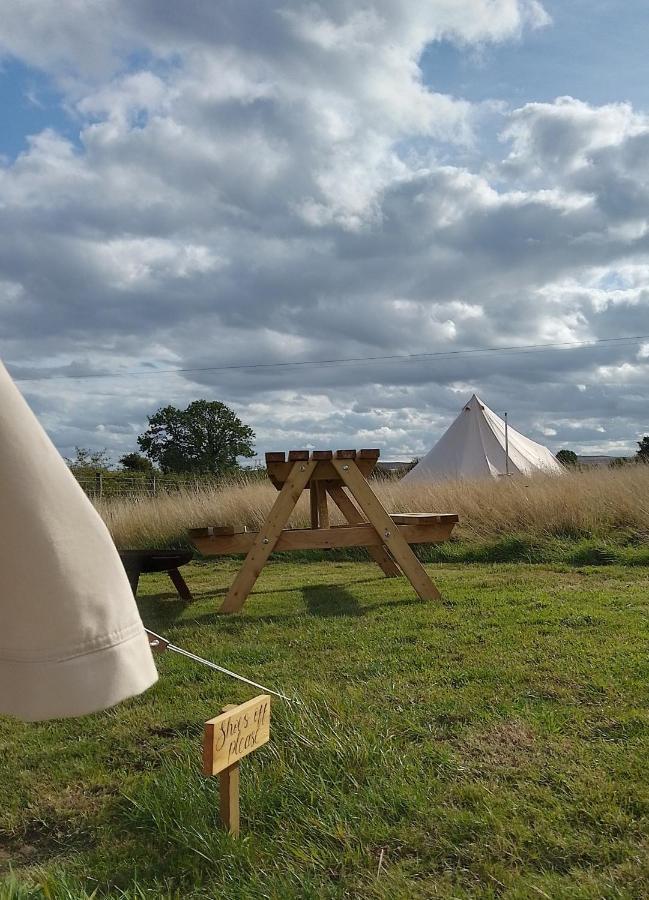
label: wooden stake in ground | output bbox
[203,695,271,837]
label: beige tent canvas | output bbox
[404,394,563,482]
[0,361,157,722]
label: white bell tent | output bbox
[404,394,563,482]
[0,360,157,721]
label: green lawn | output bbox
[1,560,648,898]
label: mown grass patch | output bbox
[1,560,648,898]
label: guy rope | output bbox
[145,630,290,701]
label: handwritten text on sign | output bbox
[203,695,271,775]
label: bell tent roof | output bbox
[404,394,563,482]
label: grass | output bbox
[98,465,649,556]
[1,558,648,897]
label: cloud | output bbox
[501,97,645,179]
[1,0,648,462]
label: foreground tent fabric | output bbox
[404,394,563,482]
[0,361,157,722]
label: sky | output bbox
[1,0,648,464]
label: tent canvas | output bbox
[404,394,563,482]
[0,360,157,722]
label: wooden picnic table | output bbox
[189,449,458,614]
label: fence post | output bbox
[95,471,103,500]
[151,474,156,497]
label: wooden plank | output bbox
[265,461,290,489]
[326,484,401,577]
[316,481,330,528]
[389,513,459,526]
[288,450,310,461]
[358,449,381,460]
[203,696,271,775]
[220,763,240,837]
[189,524,247,537]
[219,460,317,612]
[309,482,319,529]
[265,452,285,463]
[146,629,169,652]
[272,523,449,550]
[191,520,456,555]
[312,450,333,460]
[335,449,357,459]
[211,702,240,836]
[265,457,376,487]
[331,458,443,602]
[309,480,327,529]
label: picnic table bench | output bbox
[189,449,458,614]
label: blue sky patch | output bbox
[0,58,78,160]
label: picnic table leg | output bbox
[309,482,320,529]
[123,563,141,597]
[331,458,442,602]
[316,481,329,528]
[326,483,401,578]
[219,460,318,614]
[310,481,329,530]
[168,567,194,602]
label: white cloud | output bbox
[501,96,647,180]
[77,71,171,124]
[92,238,222,289]
[2,0,649,461]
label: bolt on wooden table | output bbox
[189,449,458,614]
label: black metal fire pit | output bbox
[119,549,194,601]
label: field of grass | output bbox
[99,465,649,564]
[2,558,648,898]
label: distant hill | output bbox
[577,455,630,468]
[378,456,633,476]
[376,460,415,476]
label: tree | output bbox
[556,449,578,467]
[636,436,649,463]
[119,452,154,472]
[137,400,255,475]
[66,447,112,471]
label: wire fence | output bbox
[72,458,414,500]
[74,468,266,500]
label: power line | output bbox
[11,334,649,383]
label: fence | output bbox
[73,469,265,500]
[73,458,410,500]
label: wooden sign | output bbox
[203,695,271,837]
[203,694,271,776]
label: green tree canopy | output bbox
[119,452,154,472]
[66,446,112,471]
[556,449,578,467]
[636,436,649,462]
[137,400,255,475]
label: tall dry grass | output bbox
[99,464,649,549]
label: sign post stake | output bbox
[219,760,240,836]
[216,703,240,836]
[202,695,271,839]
